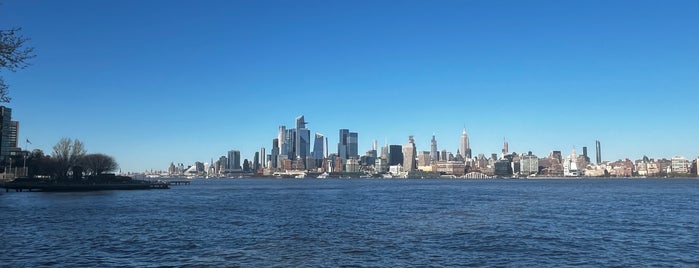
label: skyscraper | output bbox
[295,115,311,163]
[338,129,349,161]
[271,138,279,168]
[595,140,602,165]
[460,128,472,159]
[403,136,417,171]
[430,135,438,162]
[260,147,266,168]
[0,106,12,165]
[388,145,403,166]
[312,133,326,168]
[502,138,509,157]
[227,150,241,171]
[338,129,359,161]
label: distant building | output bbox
[271,138,280,169]
[430,135,439,162]
[312,133,327,168]
[388,145,403,166]
[595,140,602,165]
[338,129,359,162]
[520,154,539,175]
[671,156,689,174]
[227,150,241,171]
[374,157,388,173]
[0,106,12,165]
[418,151,431,167]
[494,160,513,177]
[402,136,417,171]
[460,128,472,159]
[345,158,360,172]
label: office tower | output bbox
[502,138,509,157]
[295,115,311,163]
[227,150,241,170]
[271,138,279,169]
[403,136,417,171]
[296,129,311,161]
[338,129,349,161]
[582,146,590,163]
[0,106,12,165]
[260,147,266,168]
[338,129,359,161]
[430,135,438,162]
[348,132,358,159]
[312,133,326,168]
[460,128,472,159]
[278,126,289,159]
[218,156,227,173]
[595,140,601,165]
[253,152,260,172]
[441,150,448,162]
[388,145,403,166]
[372,140,378,151]
[284,128,296,159]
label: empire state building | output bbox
[460,128,472,159]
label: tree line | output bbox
[24,138,119,181]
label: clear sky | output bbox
[2,0,698,172]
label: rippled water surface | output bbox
[1,179,698,267]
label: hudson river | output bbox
[1,179,698,266]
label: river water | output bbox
[1,178,698,267]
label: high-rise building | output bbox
[271,138,279,169]
[337,129,358,161]
[502,138,509,157]
[260,147,267,168]
[388,145,403,166]
[312,133,326,168]
[595,140,601,165]
[0,106,12,165]
[430,135,438,162]
[295,115,311,163]
[227,150,241,171]
[460,128,472,159]
[403,136,417,171]
[253,152,260,172]
[348,132,358,159]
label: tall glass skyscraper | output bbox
[338,129,358,161]
[227,150,241,171]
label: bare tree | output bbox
[0,28,35,102]
[52,138,86,179]
[81,154,119,176]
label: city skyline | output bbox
[1,1,698,172]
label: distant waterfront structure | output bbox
[460,128,472,159]
[403,136,417,171]
[502,138,509,158]
[671,156,689,174]
[521,154,539,175]
[595,140,602,165]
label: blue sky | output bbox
[2,0,698,172]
